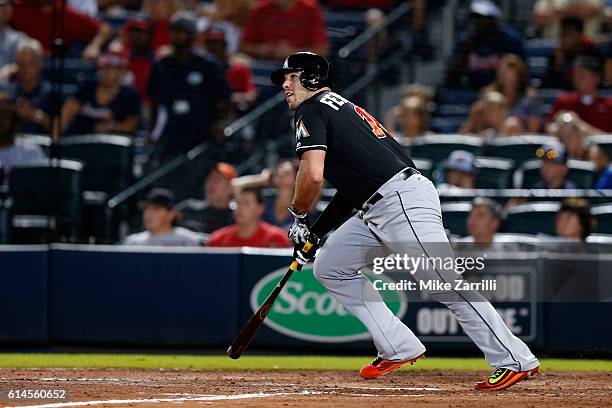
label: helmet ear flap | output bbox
[299,71,321,91]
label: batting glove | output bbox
[293,234,320,271]
[288,206,311,244]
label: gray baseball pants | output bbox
[313,170,539,371]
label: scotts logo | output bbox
[250,265,407,342]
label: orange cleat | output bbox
[359,353,424,379]
[475,366,540,391]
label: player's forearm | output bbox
[292,150,325,213]
[292,166,323,213]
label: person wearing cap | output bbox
[533,144,577,189]
[0,0,27,67]
[147,10,231,162]
[239,0,329,59]
[0,37,52,133]
[446,0,525,88]
[177,162,237,233]
[208,186,291,248]
[59,51,141,136]
[547,55,612,132]
[109,14,156,104]
[439,150,478,189]
[123,188,202,246]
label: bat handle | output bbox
[290,240,315,271]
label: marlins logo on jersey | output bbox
[295,120,310,147]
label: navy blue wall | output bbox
[0,246,609,354]
[0,247,48,343]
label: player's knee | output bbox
[313,252,333,282]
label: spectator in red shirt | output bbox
[9,0,112,60]
[240,0,329,59]
[548,55,612,133]
[208,187,291,248]
[143,0,181,51]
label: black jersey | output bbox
[294,91,416,208]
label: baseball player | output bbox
[271,52,540,390]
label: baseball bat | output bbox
[226,240,314,359]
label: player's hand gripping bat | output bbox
[226,240,315,359]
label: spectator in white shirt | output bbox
[123,188,203,246]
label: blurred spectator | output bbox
[262,160,296,229]
[383,84,434,136]
[555,197,594,241]
[456,197,517,248]
[143,0,182,51]
[147,11,231,162]
[439,150,477,189]
[0,0,26,67]
[240,0,329,59]
[177,162,237,233]
[461,91,520,137]
[534,0,604,39]
[544,17,596,89]
[0,100,45,185]
[483,54,543,133]
[231,159,320,229]
[385,96,430,142]
[195,0,253,55]
[446,0,525,88]
[550,110,607,168]
[123,188,202,246]
[111,14,156,104]
[533,143,577,188]
[200,26,256,111]
[548,55,612,132]
[10,0,112,60]
[208,187,291,248]
[60,52,141,136]
[0,38,52,133]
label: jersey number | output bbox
[354,106,386,139]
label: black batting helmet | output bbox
[270,52,332,91]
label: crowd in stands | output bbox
[0,0,611,246]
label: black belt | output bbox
[363,167,420,208]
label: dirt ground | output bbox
[0,368,610,408]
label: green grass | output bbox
[0,353,610,372]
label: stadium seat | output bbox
[16,134,52,156]
[514,159,596,189]
[436,104,470,118]
[436,88,479,105]
[586,134,612,159]
[526,39,557,82]
[484,135,559,164]
[441,201,471,236]
[9,159,83,243]
[502,201,560,235]
[592,204,612,234]
[411,157,433,180]
[408,134,483,165]
[59,134,133,195]
[474,157,515,189]
[586,233,612,244]
[429,117,465,133]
